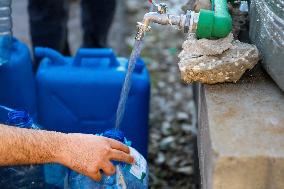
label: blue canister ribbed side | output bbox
[0,0,12,65]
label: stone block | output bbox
[198,69,284,189]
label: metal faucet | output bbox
[135,1,199,41]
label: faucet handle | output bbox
[148,0,168,14]
[157,3,168,14]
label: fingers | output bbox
[86,165,102,181]
[109,149,134,164]
[106,138,130,154]
[100,161,116,176]
[88,171,102,181]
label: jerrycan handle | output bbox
[73,48,119,67]
[35,47,67,65]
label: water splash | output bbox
[115,40,144,130]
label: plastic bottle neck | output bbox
[0,105,35,129]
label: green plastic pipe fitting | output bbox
[196,0,232,39]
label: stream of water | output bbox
[115,40,144,130]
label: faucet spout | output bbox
[143,12,184,28]
[135,10,199,41]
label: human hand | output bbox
[55,133,134,181]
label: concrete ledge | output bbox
[197,68,284,189]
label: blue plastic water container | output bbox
[69,130,148,189]
[0,38,37,119]
[36,47,150,157]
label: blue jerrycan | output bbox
[0,38,37,120]
[35,47,150,157]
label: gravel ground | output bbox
[12,0,197,188]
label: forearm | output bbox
[0,124,66,166]
[0,124,134,181]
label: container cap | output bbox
[102,129,125,143]
[0,105,33,128]
[134,58,145,74]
